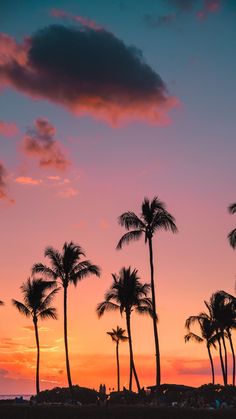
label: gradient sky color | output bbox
[0,0,236,393]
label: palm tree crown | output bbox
[117,196,177,249]
[228,203,236,249]
[107,326,128,343]
[12,278,58,321]
[97,267,152,318]
[32,241,100,287]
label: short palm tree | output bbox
[185,313,217,384]
[32,241,100,396]
[205,291,235,386]
[107,326,128,391]
[12,278,58,394]
[210,290,236,386]
[228,203,236,248]
[117,197,177,387]
[97,267,153,392]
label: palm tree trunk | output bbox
[116,341,120,391]
[218,336,226,386]
[64,285,73,396]
[222,332,228,385]
[126,311,141,392]
[33,316,40,395]
[227,329,235,386]
[207,344,215,385]
[148,236,161,388]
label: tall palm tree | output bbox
[12,278,58,394]
[32,241,100,396]
[185,313,217,385]
[228,203,236,249]
[97,267,153,392]
[107,326,128,391]
[117,197,177,387]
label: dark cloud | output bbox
[0,25,177,125]
[23,118,70,171]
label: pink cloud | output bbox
[22,118,70,171]
[50,8,104,31]
[58,187,79,198]
[197,0,221,19]
[15,176,42,185]
[0,120,18,137]
[0,26,178,126]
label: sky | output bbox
[0,0,236,394]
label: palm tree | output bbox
[210,290,236,386]
[107,326,128,391]
[97,267,153,392]
[32,241,100,396]
[12,278,58,394]
[205,291,236,386]
[185,313,217,385]
[117,197,177,387]
[228,203,236,249]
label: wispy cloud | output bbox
[15,176,42,185]
[22,118,70,171]
[50,8,104,31]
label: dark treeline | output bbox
[0,197,235,397]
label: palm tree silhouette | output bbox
[185,313,217,384]
[205,291,235,386]
[97,267,152,392]
[107,326,128,391]
[32,241,100,396]
[117,197,177,387]
[12,278,58,394]
[228,203,236,248]
[210,290,236,386]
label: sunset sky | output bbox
[0,0,236,394]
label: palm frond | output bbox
[40,287,60,311]
[12,299,31,317]
[96,301,119,318]
[228,229,236,249]
[32,263,57,279]
[152,211,178,234]
[184,332,203,344]
[116,230,143,250]
[71,263,100,285]
[228,203,236,214]
[118,212,145,230]
[39,307,57,320]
